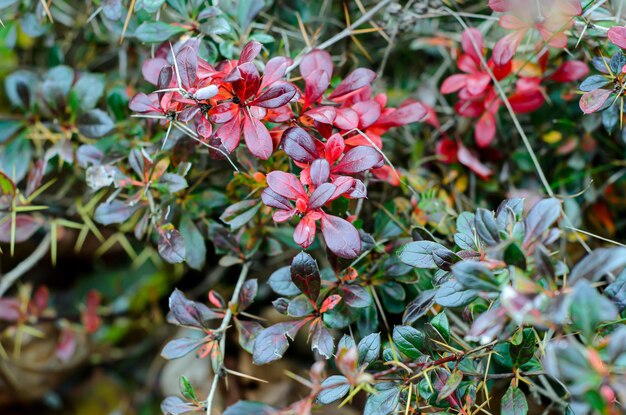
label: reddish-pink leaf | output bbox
[261,56,292,90]
[249,81,297,108]
[550,60,589,83]
[377,101,428,127]
[352,100,381,129]
[320,295,342,313]
[281,126,320,163]
[308,182,336,209]
[328,68,376,100]
[300,49,333,78]
[310,158,331,187]
[294,215,317,248]
[466,73,491,96]
[304,106,336,124]
[196,116,213,139]
[262,188,293,210]
[266,171,307,200]
[475,112,496,147]
[330,176,355,200]
[492,31,524,66]
[334,146,384,174]
[608,26,626,49]
[238,40,262,64]
[579,89,612,114]
[509,90,544,114]
[461,28,483,63]
[209,102,239,124]
[0,215,41,243]
[457,143,492,179]
[243,113,273,159]
[142,57,169,85]
[129,92,160,113]
[488,0,512,12]
[333,108,359,130]
[320,214,361,258]
[215,113,242,153]
[303,69,330,109]
[175,46,197,89]
[225,62,261,102]
[441,74,468,94]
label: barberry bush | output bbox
[0,1,625,415]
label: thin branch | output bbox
[0,233,52,298]
[205,262,251,415]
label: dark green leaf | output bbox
[317,375,350,404]
[358,332,381,367]
[398,241,450,269]
[268,266,300,296]
[403,290,436,325]
[522,198,560,248]
[475,208,500,246]
[363,384,401,415]
[501,384,528,415]
[504,243,527,270]
[179,215,206,270]
[452,261,499,291]
[77,109,115,138]
[569,247,626,283]
[134,21,187,43]
[435,280,478,307]
[392,325,425,358]
[509,328,536,367]
[570,281,618,341]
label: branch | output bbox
[205,261,251,415]
[0,233,52,298]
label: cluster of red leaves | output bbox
[489,0,582,65]
[439,28,587,174]
[129,41,426,258]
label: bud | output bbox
[194,84,218,100]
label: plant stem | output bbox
[0,233,52,298]
[205,261,251,415]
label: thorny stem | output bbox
[205,261,251,415]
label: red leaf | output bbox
[333,108,359,130]
[441,74,468,94]
[475,112,496,147]
[300,49,333,78]
[290,251,321,302]
[175,46,197,89]
[608,26,626,49]
[461,28,484,63]
[492,31,524,66]
[550,60,589,83]
[509,90,544,114]
[320,295,342,313]
[320,214,361,258]
[303,69,330,109]
[457,143,492,179]
[328,68,377,100]
[261,56,292,90]
[215,113,242,153]
[249,82,297,108]
[303,106,336,124]
[243,113,273,159]
[209,102,239,124]
[238,40,262,64]
[334,146,384,174]
[308,182,336,209]
[294,214,318,248]
[281,126,320,163]
[352,100,381,129]
[142,58,169,85]
[129,92,160,113]
[310,158,331,187]
[266,171,307,200]
[377,101,428,127]
[579,89,612,114]
[225,62,261,102]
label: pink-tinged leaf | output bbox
[441,74,468,94]
[320,295,342,313]
[579,89,612,114]
[488,0,512,12]
[290,251,321,301]
[56,328,76,362]
[94,201,139,225]
[550,60,589,83]
[294,215,318,248]
[0,298,20,321]
[333,108,359,130]
[304,106,336,124]
[457,143,492,179]
[475,112,496,147]
[461,28,483,63]
[243,113,273,159]
[161,337,205,359]
[499,14,528,30]
[509,90,544,114]
[261,56,292,90]
[142,58,169,85]
[300,49,333,78]
[325,133,345,163]
[281,126,320,162]
[158,227,186,264]
[273,209,296,222]
[334,146,384,174]
[308,182,336,209]
[157,66,173,101]
[196,116,213,139]
[161,397,196,415]
[609,26,626,49]
[330,176,355,200]
[129,92,160,113]
[377,101,428,127]
[328,68,377,100]
[238,279,258,310]
[215,113,242,153]
[267,171,307,200]
[238,40,262,64]
[310,159,331,187]
[176,46,197,89]
[249,81,297,108]
[311,321,334,358]
[349,179,367,199]
[352,100,381,129]
[236,319,263,354]
[492,31,524,66]
[178,105,200,123]
[209,102,239,124]
[304,69,330,109]
[321,214,361,258]
[226,62,261,102]
[168,288,221,328]
[262,188,293,210]
[252,319,308,365]
[466,73,491,96]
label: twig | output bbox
[205,262,251,415]
[0,233,52,298]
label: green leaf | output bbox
[452,261,500,292]
[4,70,37,109]
[70,73,105,113]
[77,109,115,138]
[501,384,528,415]
[179,215,206,271]
[570,281,618,341]
[179,376,196,401]
[0,170,16,198]
[504,242,527,270]
[398,241,450,269]
[363,384,401,415]
[509,328,536,367]
[434,279,478,307]
[475,208,500,246]
[219,199,261,231]
[358,332,381,367]
[431,313,450,343]
[436,370,463,402]
[317,375,350,404]
[392,325,425,359]
[134,21,187,43]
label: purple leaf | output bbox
[310,158,330,187]
[252,320,307,365]
[161,337,205,359]
[168,288,221,328]
[94,201,140,225]
[311,321,334,359]
[249,82,297,108]
[281,126,320,163]
[328,68,376,100]
[308,182,336,209]
[320,214,361,259]
[334,146,384,174]
[290,252,321,302]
